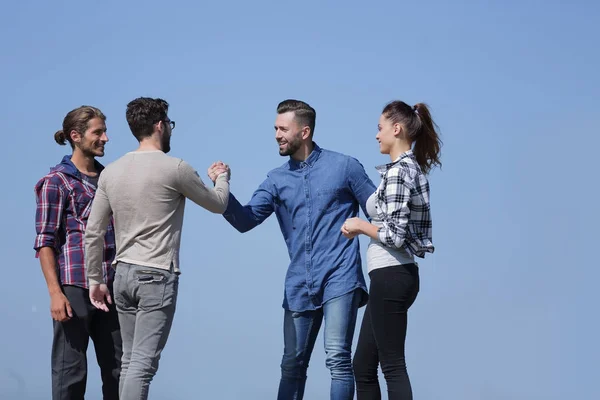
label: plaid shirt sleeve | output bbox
[34,177,66,253]
[377,167,413,249]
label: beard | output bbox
[80,140,105,158]
[278,136,302,156]
[161,132,171,153]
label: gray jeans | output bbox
[113,262,179,400]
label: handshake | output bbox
[207,161,231,183]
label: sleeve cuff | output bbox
[87,276,104,286]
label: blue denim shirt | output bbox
[223,143,377,312]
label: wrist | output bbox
[358,219,369,234]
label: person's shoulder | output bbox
[36,172,66,190]
[397,157,421,179]
[35,163,72,191]
[320,147,348,159]
[270,159,290,173]
[385,162,420,189]
[320,147,361,163]
[320,148,367,175]
[100,153,133,173]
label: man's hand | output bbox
[50,291,73,322]
[207,161,231,183]
[89,284,112,312]
[341,217,364,239]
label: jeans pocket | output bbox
[135,270,167,310]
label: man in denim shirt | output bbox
[209,100,376,400]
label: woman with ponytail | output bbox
[341,101,442,399]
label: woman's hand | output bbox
[341,217,364,239]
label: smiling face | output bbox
[375,113,401,155]
[72,117,108,157]
[274,111,305,157]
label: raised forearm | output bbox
[180,163,230,213]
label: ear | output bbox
[70,129,82,144]
[301,126,311,140]
[393,123,403,138]
[156,120,164,134]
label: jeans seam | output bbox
[300,313,314,373]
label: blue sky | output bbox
[1,0,598,399]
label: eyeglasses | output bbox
[167,120,175,130]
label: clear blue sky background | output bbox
[1,1,598,399]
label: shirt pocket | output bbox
[315,187,341,214]
[74,194,93,220]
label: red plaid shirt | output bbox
[34,155,116,288]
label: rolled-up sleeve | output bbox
[377,168,413,249]
[34,178,65,254]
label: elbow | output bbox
[378,228,406,249]
[209,201,228,214]
[223,214,253,233]
[34,234,55,251]
[235,225,252,233]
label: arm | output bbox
[347,156,376,218]
[223,176,276,233]
[84,176,113,287]
[342,219,380,241]
[178,160,229,213]
[34,179,73,321]
[84,176,114,311]
[376,168,412,248]
[342,168,412,249]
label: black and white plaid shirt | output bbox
[374,150,434,258]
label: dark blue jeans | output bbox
[277,289,363,400]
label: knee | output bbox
[352,357,369,379]
[126,355,159,380]
[380,356,407,379]
[280,354,308,379]
[325,349,352,379]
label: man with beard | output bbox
[84,97,230,400]
[208,99,376,400]
[33,105,121,400]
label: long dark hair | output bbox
[382,101,442,174]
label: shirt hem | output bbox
[114,258,179,272]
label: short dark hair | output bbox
[277,99,316,136]
[125,97,169,141]
[54,106,106,148]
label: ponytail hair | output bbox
[381,101,442,174]
[54,130,67,146]
[54,105,106,149]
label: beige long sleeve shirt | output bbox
[84,150,229,285]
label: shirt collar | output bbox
[289,142,322,169]
[375,149,414,174]
[56,154,105,180]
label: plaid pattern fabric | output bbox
[34,156,115,288]
[374,150,434,258]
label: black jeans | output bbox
[51,285,122,400]
[353,264,420,400]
